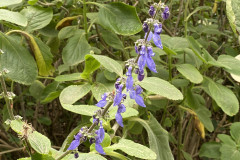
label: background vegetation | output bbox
[0,0,240,160]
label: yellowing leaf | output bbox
[179,105,205,139]
[230,55,240,82]
[194,116,205,139]
[7,30,54,76]
[55,16,80,30]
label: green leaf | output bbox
[0,33,37,85]
[199,142,221,159]
[129,114,174,160]
[186,36,207,63]
[185,89,214,132]
[226,0,240,35]
[98,2,142,35]
[18,153,55,160]
[220,143,240,160]
[105,151,129,160]
[28,0,39,5]
[28,131,51,154]
[218,134,235,145]
[58,26,80,40]
[91,82,113,101]
[101,29,124,50]
[182,151,193,160]
[0,0,22,7]
[0,9,27,26]
[230,122,240,144]
[89,55,123,76]
[138,77,183,100]
[218,134,240,160]
[177,64,203,84]
[60,84,91,105]
[21,6,53,31]
[217,55,240,76]
[185,6,211,21]
[29,80,45,100]
[163,46,177,55]
[10,119,24,134]
[164,37,189,50]
[61,104,99,116]
[41,91,61,104]
[81,54,101,79]
[65,153,107,160]
[204,77,239,116]
[55,73,82,82]
[230,55,240,82]
[107,139,156,159]
[40,82,59,103]
[62,32,91,66]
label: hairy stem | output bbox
[177,107,183,160]
[0,75,14,120]
[83,0,88,39]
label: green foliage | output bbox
[129,114,174,160]
[98,2,142,35]
[176,64,203,84]
[1,0,240,160]
[202,77,239,116]
[107,139,156,159]
[0,33,38,85]
[21,6,53,32]
[89,55,123,76]
[0,9,27,26]
[62,31,91,66]
[0,0,22,7]
[28,131,51,154]
[138,77,183,100]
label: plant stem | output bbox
[168,54,172,82]
[184,0,190,37]
[0,75,14,120]
[177,107,183,160]
[83,0,88,39]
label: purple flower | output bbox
[67,132,83,150]
[138,69,145,81]
[113,84,123,106]
[115,78,121,89]
[143,22,149,33]
[146,46,157,73]
[74,153,79,159]
[96,93,108,107]
[137,46,147,71]
[126,66,134,91]
[135,44,139,54]
[130,85,146,107]
[115,103,126,127]
[93,115,99,125]
[95,121,105,155]
[137,46,157,74]
[162,6,170,20]
[149,5,155,17]
[145,23,163,49]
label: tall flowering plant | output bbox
[63,2,170,158]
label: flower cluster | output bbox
[67,121,105,155]
[68,2,170,157]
